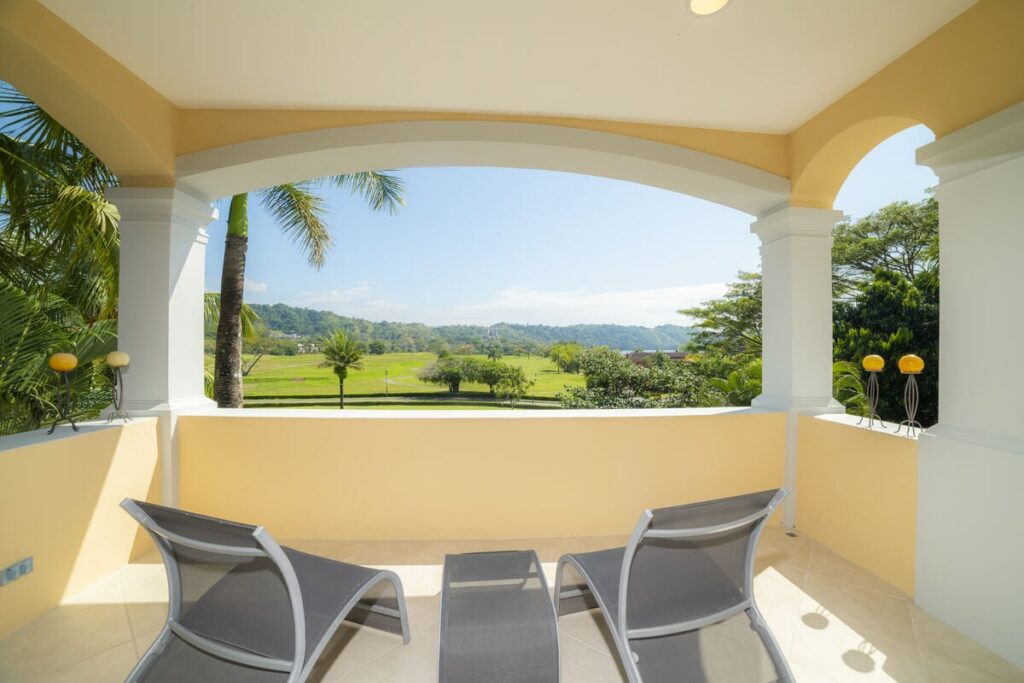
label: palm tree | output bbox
[319,330,365,409]
[1,83,120,434]
[213,173,404,408]
[0,83,120,321]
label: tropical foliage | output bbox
[0,83,120,434]
[678,196,938,424]
[318,329,365,408]
[559,348,720,409]
[548,342,584,374]
[679,272,762,359]
[417,356,533,398]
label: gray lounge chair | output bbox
[553,489,794,683]
[439,550,559,683]
[121,499,410,683]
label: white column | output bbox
[751,206,843,411]
[106,187,217,505]
[750,206,844,526]
[915,101,1024,668]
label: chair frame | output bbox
[553,489,794,683]
[122,499,410,683]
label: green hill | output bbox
[246,302,692,352]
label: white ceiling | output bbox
[41,0,975,133]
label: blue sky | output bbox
[204,125,937,327]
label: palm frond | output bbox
[204,292,265,339]
[329,171,405,215]
[256,183,332,268]
[0,83,80,157]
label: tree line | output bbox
[243,303,694,355]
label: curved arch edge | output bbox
[174,121,791,216]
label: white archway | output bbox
[175,121,790,216]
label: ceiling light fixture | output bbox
[689,0,730,16]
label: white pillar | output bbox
[915,101,1024,668]
[106,187,217,505]
[751,206,844,525]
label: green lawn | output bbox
[208,351,585,402]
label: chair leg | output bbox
[553,557,599,616]
[553,557,568,615]
[388,573,412,644]
[351,572,412,643]
[746,606,795,683]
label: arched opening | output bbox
[790,116,924,209]
[830,124,939,426]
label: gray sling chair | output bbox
[553,489,794,683]
[120,499,410,683]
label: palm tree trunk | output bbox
[214,194,249,408]
[339,378,345,409]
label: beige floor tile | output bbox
[798,573,916,647]
[59,572,125,606]
[557,610,617,656]
[37,642,139,683]
[925,653,1024,683]
[0,603,133,683]
[308,623,408,682]
[790,661,844,683]
[124,601,167,646]
[334,624,439,682]
[118,562,168,603]
[788,610,927,683]
[807,545,907,599]
[757,526,814,572]
[559,633,627,683]
[911,606,1024,682]
[753,564,808,655]
[698,627,779,683]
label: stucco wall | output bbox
[0,419,160,639]
[796,414,918,596]
[177,409,785,540]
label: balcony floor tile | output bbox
[1,527,1021,683]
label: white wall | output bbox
[916,102,1024,668]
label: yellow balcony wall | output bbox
[0,419,161,639]
[178,409,785,540]
[796,414,918,595]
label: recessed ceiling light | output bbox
[689,0,730,16]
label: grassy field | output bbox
[206,352,585,407]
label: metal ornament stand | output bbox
[47,371,79,435]
[857,371,885,429]
[107,366,132,423]
[895,372,923,437]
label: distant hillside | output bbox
[247,303,693,352]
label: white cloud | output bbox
[244,278,268,293]
[300,283,372,304]
[297,282,409,319]
[432,283,727,327]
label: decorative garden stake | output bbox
[47,352,79,435]
[105,351,132,423]
[895,354,925,437]
[858,354,885,428]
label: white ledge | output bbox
[178,406,765,420]
[0,418,158,453]
[811,412,920,440]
